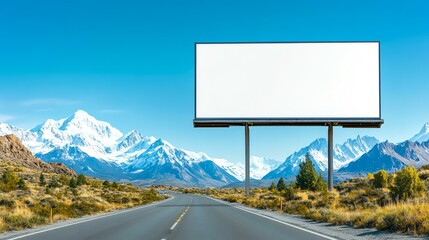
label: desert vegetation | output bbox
[0,162,166,232]
[179,153,429,236]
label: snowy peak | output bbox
[59,110,123,143]
[335,135,378,163]
[25,110,125,159]
[117,130,144,150]
[309,138,327,149]
[250,156,281,180]
[146,139,174,152]
[421,122,429,134]
[410,122,429,143]
[263,135,379,180]
[0,123,22,136]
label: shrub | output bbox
[59,175,70,185]
[276,178,287,191]
[283,182,298,201]
[296,153,326,191]
[1,168,20,192]
[39,173,46,186]
[72,188,79,196]
[76,174,87,186]
[17,178,28,190]
[111,182,119,189]
[373,170,388,188]
[389,166,426,200]
[0,198,15,208]
[269,182,276,191]
[48,178,61,188]
[69,178,77,188]
[313,173,327,192]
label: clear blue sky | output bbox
[0,0,428,163]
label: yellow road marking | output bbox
[170,201,191,230]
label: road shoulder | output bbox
[206,195,425,240]
[0,196,174,240]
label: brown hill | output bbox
[0,134,76,176]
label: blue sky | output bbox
[0,0,428,163]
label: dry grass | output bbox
[0,163,166,233]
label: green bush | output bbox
[0,198,15,208]
[59,175,70,185]
[17,178,28,190]
[69,178,77,188]
[111,182,119,189]
[296,153,326,191]
[1,168,20,192]
[373,170,388,188]
[283,182,298,201]
[48,178,61,188]
[39,172,46,186]
[103,180,110,188]
[276,178,287,191]
[269,182,276,191]
[4,215,32,230]
[389,166,426,200]
[77,174,87,186]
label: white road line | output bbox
[169,196,193,231]
[207,196,338,240]
[8,196,175,240]
[170,222,179,230]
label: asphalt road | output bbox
[7,194,337,240]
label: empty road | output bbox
[7,194,337,240]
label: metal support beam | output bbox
[328,125,334,191]
[245,123,250,197]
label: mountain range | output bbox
[264,123,429,180]
[0,110,279,187]
[263,135,379,179]
[1,110,429,187]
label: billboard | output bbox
[195,42,382,127]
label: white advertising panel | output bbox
[195,42,380,121]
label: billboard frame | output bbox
[194,41,383,128]
[193,41,384,195]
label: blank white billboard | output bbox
[195,42,380,120]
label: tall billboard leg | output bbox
[328,125,334,191]
[245,124,250,197]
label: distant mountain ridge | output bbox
[339,140,429,173]
[2,110,429,186]
[264,122,429,181]
[0,110,279,187]
[263,135,378,179]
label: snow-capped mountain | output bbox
[263,136,378,179]
[339,140,429,173]
[410,122,429,143]
[250,156,281,180]
[127,139,238,187]
[5,110,429,186]
[29,110,123,159]
[0,110,241,186]
[181,152,280,181]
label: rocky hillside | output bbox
[0,134,76,176]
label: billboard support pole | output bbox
[245,123,250,197]
[328,125,334,191]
